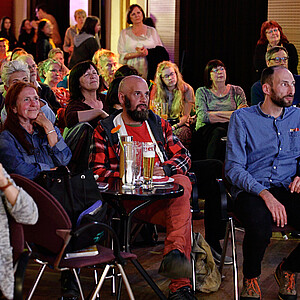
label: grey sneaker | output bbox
[158,249,192,279]
[240,277,261,300]
[274,260,297,300]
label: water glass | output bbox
[133,141,143,185]
[122,143,135,189]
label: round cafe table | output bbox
[100,178,184,300]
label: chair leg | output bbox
[25,263,47,300]
[93,270,100,299]
[116,263,135,300]
[219,217,239,300]
[190,227,196,292]
[219,219,230,275]
[117,276,122,300]
[72,268,84,300]
[229,217,239,300]
[90,264,112,300]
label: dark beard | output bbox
[125,95,149,122]
[270,88,294,107]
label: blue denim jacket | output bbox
[225,104,300,199]
[0,126,72,180]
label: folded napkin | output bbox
[153,176,169,182]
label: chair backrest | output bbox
[11,174,72,254]
[64,122,94,173]
[8,215,25,263]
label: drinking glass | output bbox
[133,141,143,185]
[142,142,155,189]
[161,103,168,120]
[122,143,135,189]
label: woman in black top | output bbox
[36,19,53,63]
[18,19,36,57]
[0,17,17,51]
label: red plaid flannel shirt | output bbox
[89,111,191,182]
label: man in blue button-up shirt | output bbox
[225,66,300,300]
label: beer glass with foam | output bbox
[142,142,155,189]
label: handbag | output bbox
[35,166,103,227]
[192,232,221,293]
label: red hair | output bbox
[3,82,41,154]
[257,20,289,45]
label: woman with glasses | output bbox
[192,59,247,161]
[16,54,61,113]
[38,58,69,109]
[254,20,298,76]
[150,60,195,149]
[38,58,70,131]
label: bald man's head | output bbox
[118,75,150,122]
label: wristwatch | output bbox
[0,179,13,191]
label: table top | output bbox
[100,178,184,201]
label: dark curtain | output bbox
[90,0,106,48]
[179,0,267,102]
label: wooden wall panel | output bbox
[268,0,300,74]
[148,0,176,63]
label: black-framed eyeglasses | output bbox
[269,57,289,63]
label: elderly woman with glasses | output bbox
[192,59,247,161]
[253,20,298,76]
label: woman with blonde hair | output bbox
[150,60,195,149]
[92,49,118,90]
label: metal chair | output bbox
[11,173,136,300]
[217,179,296,300]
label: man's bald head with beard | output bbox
[118,75,150,122]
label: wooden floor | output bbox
[22,219,300,299]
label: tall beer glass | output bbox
[142,142,155,189]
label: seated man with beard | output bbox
[89,75,196,300]
[225,66,300,300]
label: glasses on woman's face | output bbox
[162,71,176,80]
[269,56,289,63]
[211,66,225,73]
[266,28,279,35]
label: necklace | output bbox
[211,86,227,97]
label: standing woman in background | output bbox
[253,20,298,76]
[118,4,163,79]
[18,19,37,57]
[36,19,54,63]
[68,16,101,69]
[63,9,87,64]
[0,17,17,51]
